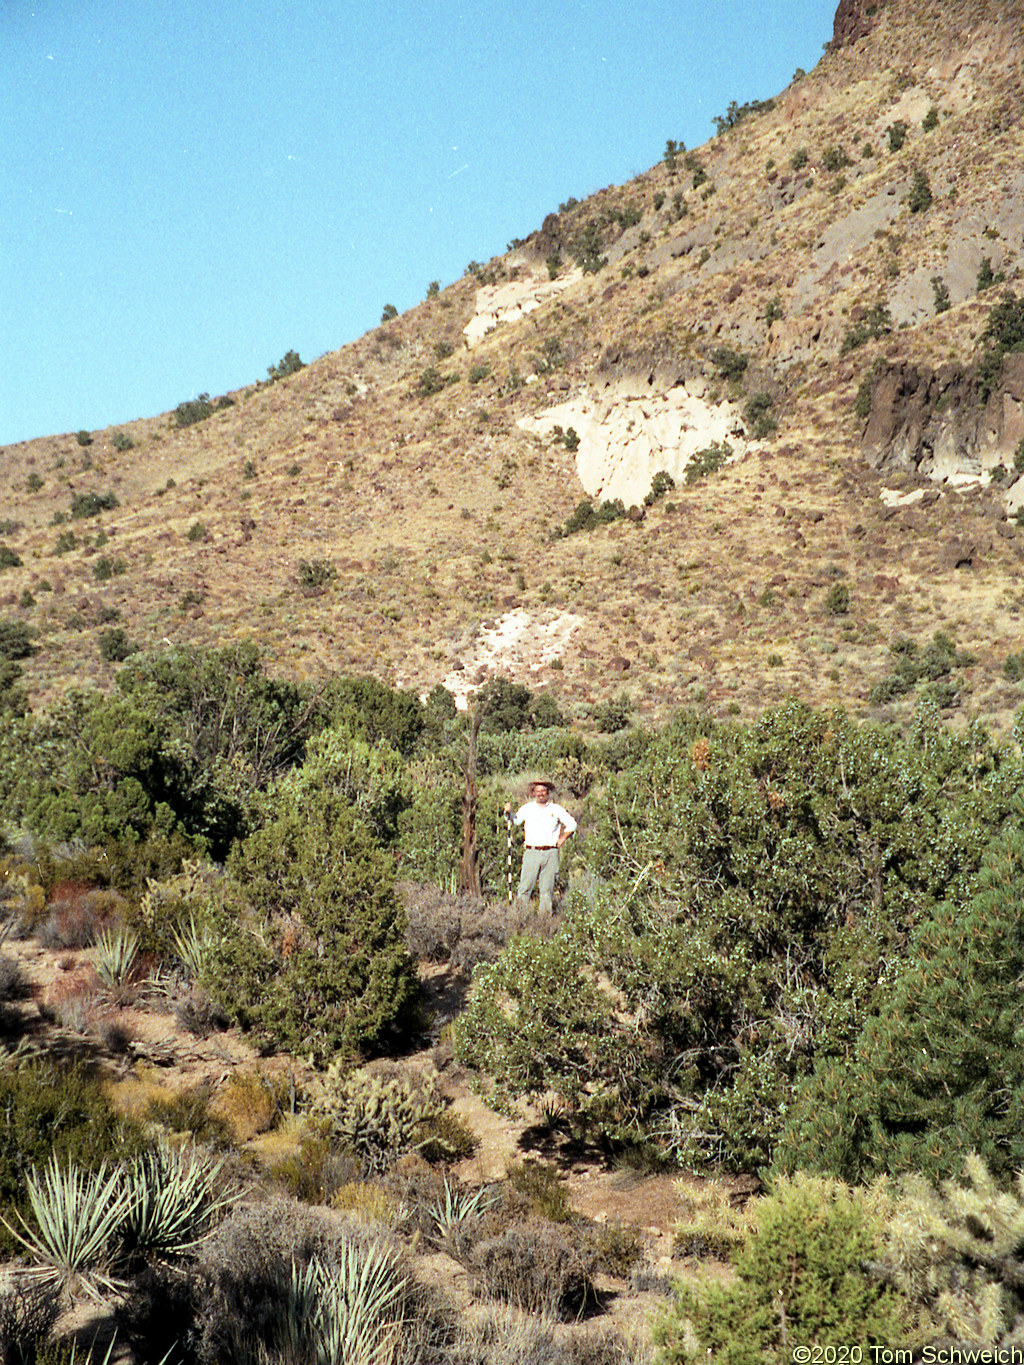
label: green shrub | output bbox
[380,304,398,322]
[684,441,731,485]
[457,704,1020,1168]
[743,392,777,439]
[776,825,1024,1182]
[573,220,607,274]
[1004,651,1024,682]
[173,396,214,428]
[977,291,1024,400]
[186,521,207,543]
[841,302,893,353]
[594,692,632,734]
[0,545,22,570]
[75,430,93,448]
[824,581,850,616]
[93,556,126,581]
[415,366,447,396]
[709,346,747,382]
[887,120,909,151]
[821,145,852,171]
[98,628,136,663]
[713,97,774,134]
[790,147,809,170]
[655,1175,908,1363]
[297,558,336,589]
[70,490,118,519]
[977,256,1001,293]
[0,1060,142,1256]
[556,498,626,537]
[0,621,37,660]
[208,794,419,1064]
[644,471,676,506]
[111,430,134,452]
[908,167,933,212]
[266,349,304,381]
[468,363,491,384]
[932,276,951,313]
[922,106,939,131]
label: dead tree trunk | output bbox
[459,707,483,896]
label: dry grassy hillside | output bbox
[3,0,1024,729]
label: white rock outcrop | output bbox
[464,265,581,346]
[520,376,746,506]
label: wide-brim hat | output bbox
[526,776,558,796]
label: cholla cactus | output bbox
[313,1065,443,1173]
[884,1154,1024,1346]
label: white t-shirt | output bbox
[514,799,577,847]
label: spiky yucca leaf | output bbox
[92,926,139,990]
[118,1141,233,1264]
[0,1157,130,1301]
[279,1245,407,1365]
[168,914,217,981]
[427,1180,498,1244]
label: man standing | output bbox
[504,778,577,915]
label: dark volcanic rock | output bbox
[831,0,880,49]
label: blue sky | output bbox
[1,1,837,446]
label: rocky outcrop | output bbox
[863,355,1024,485]
[831,0,882,49]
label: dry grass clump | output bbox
[38,970,101,1035]
[672,1179,758,1259]
[174,987,230,1038]
[210,1069,287,1143]
[469,1219,600,1321]
[399,883,510,971]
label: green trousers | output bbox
[516,847,559,914]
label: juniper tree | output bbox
[776,823,1024,1181]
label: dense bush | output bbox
[977,291,1024,400]
[266,349,304,381]
[457,704,1021,1167]
[776,824,1024,1182]
[209,791,419,1063]
[655,1175,908,1363]
[70,490,119,518]
[0,1059,143,1255]
[0,621,36,660]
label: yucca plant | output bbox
[427,1181,498,1246]
[168,914,217,981]
[277,1245,407,1365]
[92,926,139,992]
[117,1141,234,1268]
[0,1156,130,1301]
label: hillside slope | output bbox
[3,0,1024,729]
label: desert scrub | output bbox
[311,1063,447,1174]
[208,792,419,1064]
[0,1059,143,1255]
[683,441,730,485]
[655,1174,910,1363]
[469,1219,599,1320]
[672,1180,757,1259]
[70,490,119,519]
[125,1195,439,1365]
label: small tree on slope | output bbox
[775,821,1024,1182]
